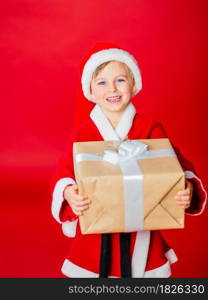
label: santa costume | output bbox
[51,43,207,278]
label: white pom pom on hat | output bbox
[80,42,142,102]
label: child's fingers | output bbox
[71,198,91,207]
[179,204,190,209]
[78,204,90,211]
[176,200,190,205]
[72,209,83,216]
[176,204,190,209]
[185,180,193,195]
[175,197,191,208]
[64,194,89,207]
[71,184,79,190]
[175,195,190,201]
[72,205,90,216]
[64,185,78,198]
[175,195,190,203]
[175,180,193,210]
[175,189,190,197]
[73,204,89,212]
[71,193,88,202]
[66,185,90,202]
[65,194,87,204]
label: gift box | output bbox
[73,139,185,234]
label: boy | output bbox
[51,43,207,277]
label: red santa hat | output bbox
[81,42,142,102]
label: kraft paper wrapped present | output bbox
[73,139,185,234]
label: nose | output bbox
[108,81,117,92]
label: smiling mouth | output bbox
[106,96,121,103]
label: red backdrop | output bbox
[0,0,207,277]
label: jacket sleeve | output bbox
[50,131,78,237]
[149,122,207,215]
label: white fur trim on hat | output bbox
[81,48,142,102]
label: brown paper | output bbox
[73,139,185,234]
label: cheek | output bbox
[92,87,105,99]
[120,85,133,95]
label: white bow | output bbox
[103,140,148,164]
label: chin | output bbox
[108,108,126,114]
[108,103,128,111]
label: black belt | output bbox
[99,233,132,278]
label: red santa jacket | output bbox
[51,103,207,278]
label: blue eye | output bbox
[97,81,106,85]
[117,78,125,82]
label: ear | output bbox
[90,81,98,101]
[132,82,137,95]
[90,85,96,101]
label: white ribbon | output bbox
[75,140,176,232]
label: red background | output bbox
[0,0,207,277]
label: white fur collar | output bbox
[90,102,136,141]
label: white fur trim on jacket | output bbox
[144,249,177,277]
[81,48,142,102]
[52,178,78,237]
[90,102,136,141]
[62,220,78,238]
[61,248,177,278]
[144,261,171,278]
[52,177,76,223]
[184,170,207,215]
[165,248,178,264]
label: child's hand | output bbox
[174,179,193,209]
[63,184,91,216]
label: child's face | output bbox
[90,61,135,115]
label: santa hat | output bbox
[81,42,142,102]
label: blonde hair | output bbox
[91,61,135,86]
